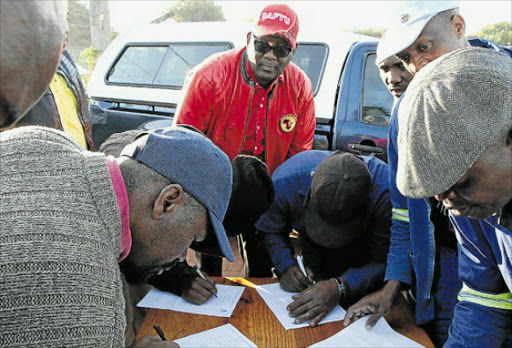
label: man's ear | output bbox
[451,14,466,39]
[288,48,297,61]
[152,184,183,219]
[246,32,252,46]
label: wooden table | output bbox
[136,277,434,347]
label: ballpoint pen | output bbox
[193,265,217,297]
[153,324,167,341]
[297,255,315,284]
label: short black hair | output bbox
[99,130,142,157]
[223,155,275,236]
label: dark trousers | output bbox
[240,230,273,277]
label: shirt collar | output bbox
[105,156,132,262]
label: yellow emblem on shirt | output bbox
[279,114,297,133]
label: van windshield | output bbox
[106,42,328,94]
[106,43,233,88]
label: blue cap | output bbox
[121,126,235,262]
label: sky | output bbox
[102,0,512,36]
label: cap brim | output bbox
[190,210,234,262]
[305,202,361,249]
[377,17,432,65]
[252,28,296,48]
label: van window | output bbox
[107,43,233,88]
[360,53,394,127]
[293,43,328,95]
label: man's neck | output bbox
[500,200,512,231]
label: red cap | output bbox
[253,4,299,48]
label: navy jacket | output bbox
[446,214,512,347]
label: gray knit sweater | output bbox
[0,127,125,347]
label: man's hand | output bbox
[148,262,216,305]
[287,278,341,327]
[343,280,401,329]
[279,264,314,292]
[129,335,179,347]
[182,272,217,305]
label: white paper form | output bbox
[255,283,346,330]
[309,315,424,347]
[136,285,245,317]
[174,324,257,347]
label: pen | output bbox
[193,265,217,297]
[297,255,315,284]
[153,324,167,341]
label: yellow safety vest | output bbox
[49,73,88,148]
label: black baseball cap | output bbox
[304,151,371,249]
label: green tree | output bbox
[354,27,386,39]
[474,22,512,46]
[67,0,91,50]
[167,0,225,22]
[79,47,100,86]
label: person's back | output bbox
[1,124,235,347]
[0,127,125,346]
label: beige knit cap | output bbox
[397,47,512,198]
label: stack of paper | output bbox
[255,283,346,330]
[174,324,257,347]
[137,285,245,318]
[309,315,424,347]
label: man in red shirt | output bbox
[174,3,316,277]
[174,3,315,175]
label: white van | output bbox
[88,21,392,160]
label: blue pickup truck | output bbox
[87,22,393,161]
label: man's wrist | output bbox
[383,279,402,299]
[331,277,346,297]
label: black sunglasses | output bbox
[253,38,292,58]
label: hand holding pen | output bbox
[178,265,217,304]
[297,255,315,284]
[153,324,167,340]
[130,327,179,347]
[279,257,314,292]
[193,265,217,297]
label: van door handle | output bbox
[349,143,384,154]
